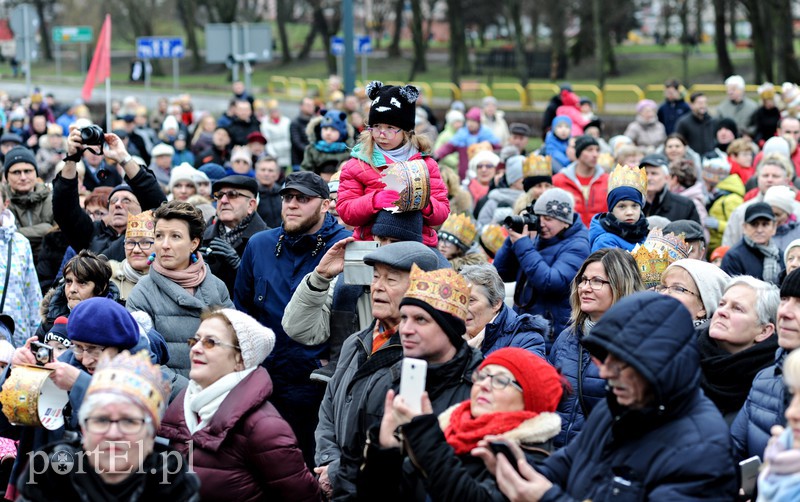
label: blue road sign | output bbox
[136,37,185,59]
[330,36,372,56]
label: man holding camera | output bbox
[494,187,589,350]
[3,146,54,259]
[53,125,167,262]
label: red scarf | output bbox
[443,400,538,455]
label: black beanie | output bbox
[781,268,800,298]
[372,210,423,243]
[574,135,599,159]
[400,297,466,348]
[366,81,419,132]
[716,117,739,138]
[4,146,37,176]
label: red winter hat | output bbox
[479,347,563,413]
[465,107,482,122]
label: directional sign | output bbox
[9,3,38,36]
[136,37,184,59]
[331,36,372,57]
[53,26,92,44]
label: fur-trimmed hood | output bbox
[305,114,356,145]
[437,403,562,446]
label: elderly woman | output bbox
[108,211,154,304]
[657,259,730,328]
[460,264,546,357]
[494,188,590,348]
[466,149,500,207]
[548,248,644,447]
[623,99,666,152]
[159,307,320,501]
[758,348,800,500]
[358,347,564,501]
[698,276,779,423]
[126,201,233,377]
[785,239,800,277]
[17,350,199,501]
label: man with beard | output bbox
[234,170,351,468]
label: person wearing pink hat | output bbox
[624,99,666,152]
[435,106,501,179]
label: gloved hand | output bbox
[373,190,400,210]
[704,216,719,230]
[207,237,241,269]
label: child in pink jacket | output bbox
[337,81,450,247]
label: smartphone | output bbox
[399,357,427,414]
[489,441,521,474]
[739,455,762,498]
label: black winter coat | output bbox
[644,186,702,224]
[201,212,268,296]
[721,238,784,285]
[257,184,282,228]
[537,292,738,501]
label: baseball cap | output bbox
[744,202,775,223]
[280,171,330,199]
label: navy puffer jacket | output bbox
[730,348,790,461]
[547,324,606,447]
[481,304,547,358]
[494,214,589,349]
[537,292,738,501]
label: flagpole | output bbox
[105,77,111,131]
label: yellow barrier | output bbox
[493,83,529,108]
[432,82,461,101]
[603,85,645,108]
[287,77,308,98]
[572,84,603,111]
[306,78,326,99]
[526,83,560,111]
[460,81,492,100]
[409,81,434,103]
[269,76,289,96]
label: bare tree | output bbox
[276,0,292,63]
[447,0,469,84]
[408,0,426,79]
[176,0,202,70]
[388,0,404,57]
[712,0,734,77]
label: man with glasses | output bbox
[54,125,167,262]
[3,146,54,259]
[201,175,267,295]
[235,170,350,468]
[489,292,737,500]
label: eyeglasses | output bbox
[86,210,108,219]
[7,168,35,177]
[213,190,252,201]
[653,284,698,297]
[476,163,496,170]
[124,239,154,251]
[83,416,150,435]
[109,196,139,207]
[471,370,523,392]
[281,193,318,204]
[72,344,107,359]
[187,336,240,351]
[578,276,611,291]
[368,125,401,139]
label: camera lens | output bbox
[80,125,105,146]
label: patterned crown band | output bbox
[126,210,155,240]
[404,263,470,321]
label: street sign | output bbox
[204,24,272,64]
[136,37,185,59]
[53,26,92,44]
[9,3,38,36]
[330,35,372,56]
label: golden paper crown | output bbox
[87,351,171,428]
[608,164,647,196]
[597,152,615,172]
[523,154,552,179]
[404,263,470,321]
[467,141,494,160]
[630,228,691,288]
[126,210,155,240]
[439,213,477,249]
[480,223,508,255]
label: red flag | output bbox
[81,15,111,102]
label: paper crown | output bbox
[597,152,616,172]
[438,213,477,250]
[608,164,648,196]
[86,350,171,428]
[630,228,691,288]
[126,210,155,240]
[404,263,470,321]
[467,141,494,160]
[523,154,552,179]
[382,159,431,212]
[480,223,508,256]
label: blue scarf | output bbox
[315,140,349,153]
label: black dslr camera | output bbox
[503,204,541,233]
[80,125,105,146]
[30,342,53,366]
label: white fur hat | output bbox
[764,185,796,215]
[214,309,275,369]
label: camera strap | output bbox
[0,242,13,314]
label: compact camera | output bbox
[31,342,53,366]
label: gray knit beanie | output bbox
[533,187,575,224]
[664,259,731,319]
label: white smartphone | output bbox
[399,357,427,414]
[739,455,762,498]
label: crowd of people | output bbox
[0,73,797,500]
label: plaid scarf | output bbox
[220,212,255,246]
[744,236,781,284]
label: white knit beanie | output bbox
[168,162,199,192]
[764,185,795,215]
[215,309,275,369]
[785,239,800,263]
[665,259,731,319]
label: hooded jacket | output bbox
[6,182,53,256]
[552,163,609,228]
[159,368,320,502]
[300,114,355,173]
[476,188,523,228]
[537,293,738,500]
[708,173,745,252]
[338,145,449,247]
[494,214,589,347]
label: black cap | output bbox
[4,146,37,175]
[280,171,330,199]
[663,220,705,243]
[716,117,739,138]
[640,153,669,168]
[508,123,531,137]
[108,184,135,206]
[212,175,258,196]
[744,202,775,223]
[574,135,600,158]
[0,133,22,146]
